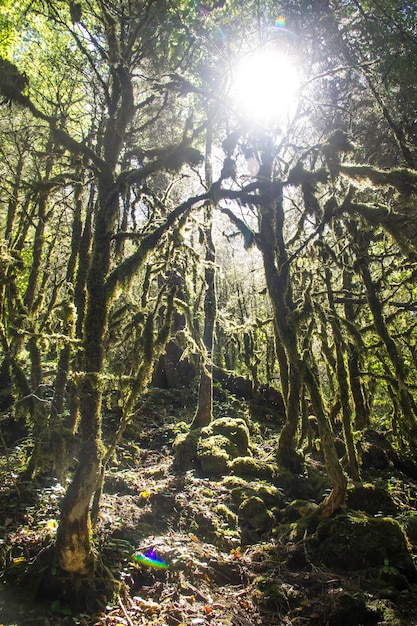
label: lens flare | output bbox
[133,550,168,569]
[232,48,300,126]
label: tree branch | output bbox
[105,191,210,297]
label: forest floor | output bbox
[1,387,417,625]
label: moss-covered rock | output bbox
[202,417,250,457]
[174,417,252,475]
[223,476,284,508]
[173,428,201,469]
[197,435,231,474]
[198,433,236,458]
[307,512,417,582]
[213,504,238,529]
[229,456,277,480]
[397,511,417,546]
[346,483,398,516]
[239,496,274,532]
[281,499,319,522]
[324,590,379,626]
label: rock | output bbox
[238,496,274,532]
[202,417,250,457]
[307,512,417,583]
[213,367,253,399]
[213,504,238,529]
[257,385,286,415]
[346,483,398,516]
[361,442,390,470]
[325,590,379,626]
[173,428,201,469]
[223,476,285,508]
[173,417,252,475]
[229,457,277,480]
[281,499,318,522]
[197,435,231,475]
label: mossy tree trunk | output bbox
[304,360,348,517]
[54,26,136,571]
[192,125,216,429]
[56,171,117,574]
[258,189,347,504]
[253,150,302,470]
[324,266,360,481]
[250,146,347,508]
[22,135,55,479]
[342,267,369,430]
[349,219,417,446]
[192,204,216,429]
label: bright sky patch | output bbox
[232,48,300,127]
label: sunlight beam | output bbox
[232,48,300,127]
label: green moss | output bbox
[229,456,277,480]
[199,452,229,474]
[397,511,417,545]
[253,576,288,611]
[197,434,233,474]
[202,417,250,457]
[223,476,284,508]
[172,421,190,434]
[213,504,238,529]
[173,417,252,474]
[198,433,236,458]
[307,512,417,582]
[281,499,319,523]
[173,428,201,469]
[239,496,274,532]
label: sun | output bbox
[232,48,300,127]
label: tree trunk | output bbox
[304,361,348,518]
[56,435,101,574]
[257,175,302,470]
[324,267,360,481]
[350,221,417,445]
[343,268,369,430]
[56,174,114,575]
[192,125,215,429]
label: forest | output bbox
[1,0,417,624]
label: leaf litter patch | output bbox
[99,532,261,626]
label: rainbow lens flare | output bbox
[132,550,168,570]
[275,16,286,28]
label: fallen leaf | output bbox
[45,520,58,529]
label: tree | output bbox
[192,121,216,428]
